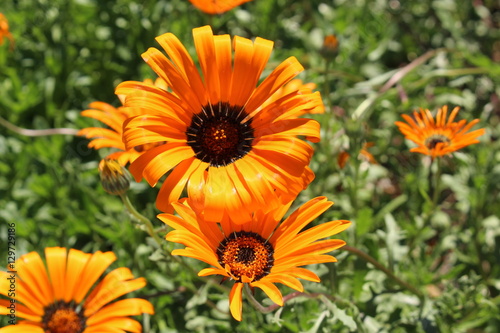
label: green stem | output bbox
[120,193,164,247]
[0,116,79,136]
[343,245,424,301]
[431,157,442,210]
[323,59,332,108]
[243,284,343,314]
[243,284,269,314]
[322,59,333,140]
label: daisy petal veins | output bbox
[117,26,324,223]
[159,196,351,321]
[395,106,485,159]
[78,78,168,166]
[0,247,154,333]
[188,0,253,14]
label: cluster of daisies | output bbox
[84,25,353,322]
[0,7,486,333]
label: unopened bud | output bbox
[320,35,339,60]
[98,159,130,195]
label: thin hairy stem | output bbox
[0,116,79,136]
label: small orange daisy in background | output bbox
[337,142,377,169]
[78,78,167,166]
[395,106,485,159]
[159,196,350,321]
[0,13,14,50]
[117,25,324,223]
[188,0,252,14]
[0,247,153,333]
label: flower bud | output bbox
[98,159,130,195]
[320,35,339,60]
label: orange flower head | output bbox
[159,196,351,321]
[78,78,168,166]
[0,13,14,50]
[395,106,485,158]
[188,0,252,14]
[117,26,324,223]
[0,247,154,332]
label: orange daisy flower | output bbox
[0,247,153,333]
[117,26,324,223]
[159,196,351,321]
[0,13,14,50]
[395,106,485,158]
[78,78,167,166]
[188,0,252,14]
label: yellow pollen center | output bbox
[206,121,239,152]
[45,308,83,333]
[218,233,274,282]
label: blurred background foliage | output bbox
[1,0,499,331]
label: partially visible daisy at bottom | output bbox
[0,247,153,333]
[159,196,351,321]
[395,105,485,159]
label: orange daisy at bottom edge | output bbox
[0,247,154,333]
[159,196,351,321]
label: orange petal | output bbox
[251,280,283,306]
[73,251,116,303]
[229,283,244,321]
[86,298,154,326]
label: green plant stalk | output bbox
[343,245,424,301]
[0,115,79,136]
[243,284,346,314]
[120,193,165,247]
[322,58,334,139]
[431,157,442,210]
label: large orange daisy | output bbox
[0,247,153,333]
[188,0,252,14]
[117,25,324,223]
[78,78,167,166]
[159,196,351,321]
[395,106,485,158]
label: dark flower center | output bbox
[217,231,274,282]
[42,301,85,333]
[425,134,450,149]
[186,102,254,167]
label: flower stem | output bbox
[243,284,269,314]
[0,116,79,136]
[343,245,424,301]
[431,157,442,209]
[119,193,164,247]
[243,284,344,314]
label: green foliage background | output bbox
[1,0,499,331]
